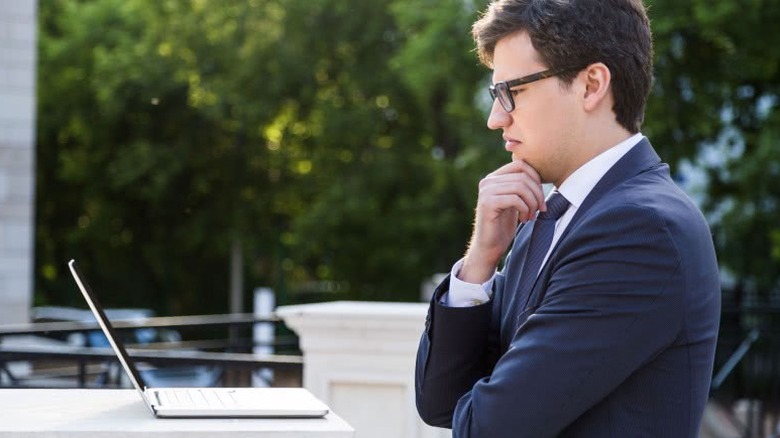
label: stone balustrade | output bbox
[277,301,449,438]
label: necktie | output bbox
[517,191,570,307]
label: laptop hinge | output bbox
[146,388,161,407]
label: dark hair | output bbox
[472,0,653,133]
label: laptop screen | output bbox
[68,259,150,395]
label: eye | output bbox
[510,89,522,97]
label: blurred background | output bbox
[29,0,780,311]
[0,0,779,436]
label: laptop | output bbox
[67,259,329,419]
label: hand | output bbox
[459,160,546,283]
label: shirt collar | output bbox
[555,132,645,208]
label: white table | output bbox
[0,389,355,437]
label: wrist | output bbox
[459,250,499,284]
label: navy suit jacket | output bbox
[415,139,721,437]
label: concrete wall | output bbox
[0,0,37,324]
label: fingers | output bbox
[478,182,538,222]
[478,192,531,221]
[478,163,546,220]
[467,160,547,262]
[489,160,542,185]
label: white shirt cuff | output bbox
[442,258,496,307]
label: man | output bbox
[414,1,721,437]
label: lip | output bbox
[503,136,521,151]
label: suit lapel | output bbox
[521,138,664,311]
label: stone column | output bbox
[277,301,449,438]
[0,0,38,324]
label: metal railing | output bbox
[0,313,303,388]
[709,306,780,438]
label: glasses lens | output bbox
[489,86,497,100]
[495,83,513,112]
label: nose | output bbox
[487,98,511,130]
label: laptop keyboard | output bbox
[155,388,238,408]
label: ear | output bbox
[581,62,611,112]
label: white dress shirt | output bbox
[446,133,645,307]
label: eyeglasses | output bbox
[488,66,584,112]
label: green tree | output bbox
[37,0,298,313]
[278,0,499,301]
[36,0,496,312]
[36,0,780,316]
[645,0,780,299]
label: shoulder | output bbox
[568,167,712,261]
[611,168,710,238]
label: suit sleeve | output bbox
[415,273,506,427]
[450,204,685,437]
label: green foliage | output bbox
[36,0,497,312]
[36,0,780,314]
[645,0,780,297]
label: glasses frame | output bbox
[489,66,585,113]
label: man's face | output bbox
[488,31,584,186]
